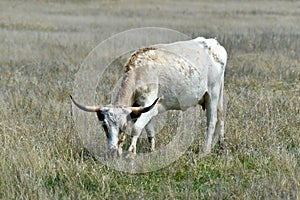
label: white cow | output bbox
[71,37,227,156]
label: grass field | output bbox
[0,0,299,199]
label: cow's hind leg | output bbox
[145,120,155,152]
[215,81,225,147]
[204,91,219,155]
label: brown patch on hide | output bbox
[125,47,157,72]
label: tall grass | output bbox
[0,0,299,199]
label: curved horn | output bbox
[70,95,101,112]
[130,98,160,115]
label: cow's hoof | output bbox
[201,148,211,157]
[123,151,136,159]
[106,149,120,159]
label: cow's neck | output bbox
[113,71,135,106]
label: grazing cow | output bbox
[70,37,227,156]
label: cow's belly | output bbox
[157,75,206,111]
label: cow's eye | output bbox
[97,111,104,121]
[103,119,109,127]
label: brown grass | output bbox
[0,0,299,199]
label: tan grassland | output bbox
[0,0,299,199]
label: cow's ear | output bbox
[129,112,141,120]
[96,111,104,121]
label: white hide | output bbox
[125,37,227,154]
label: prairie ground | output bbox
[0,0,299,199]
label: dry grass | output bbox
[0,0,299,199]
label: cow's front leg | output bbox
[145,120,155,152]
[128,107,158,154]
[128,119,150,154]
[117,132,126,156]
[128,128,142,154]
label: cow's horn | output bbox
[70,95,101,112]
[130,98,160,115]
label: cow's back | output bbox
[155,37,227,94]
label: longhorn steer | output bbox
[71,37,227,156]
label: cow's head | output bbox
[70,95,158,156]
